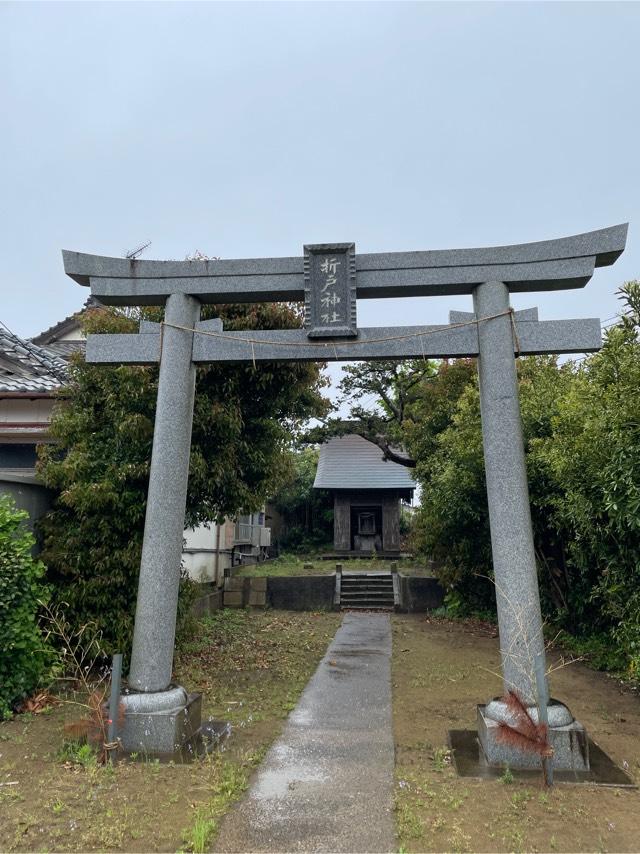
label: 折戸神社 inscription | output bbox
[63,224,628,771]
[304,243,357,338]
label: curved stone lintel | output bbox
[61,224,628,305]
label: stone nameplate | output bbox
[304,243,357,338]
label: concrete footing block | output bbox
[477,704,590,771]
[118,686,202,755]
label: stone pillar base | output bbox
[115,685,228,759]
[477,704,590,772]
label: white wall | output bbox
[0,397,54,424]
[182,521,234,585]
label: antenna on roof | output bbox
[125,241,152,260]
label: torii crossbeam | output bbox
[63,224,627,767]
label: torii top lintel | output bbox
[63,224,628,307]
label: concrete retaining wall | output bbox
[267,575,336,611]
[397,575,444,611]
[223,576,269,609]
[219,573,443,613]
[223,575,335,610]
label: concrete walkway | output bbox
[213,612,396,853]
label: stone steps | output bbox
[339,572,395,610]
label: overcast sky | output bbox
[2,1,639,397]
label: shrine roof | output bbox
[313,434,415,492]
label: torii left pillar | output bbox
[118,293,206,755]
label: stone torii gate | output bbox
[63,224,627,765]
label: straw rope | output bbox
[157,307,519,354]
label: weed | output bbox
[499,766,514,784]
[0,787,23,805]
[510,789,532,810]
[58,740,97,769]
[432,746,452,771]
[502,826,525,853]
[51,799,65,814]
[449,825,472,853]
[242,745,267,766]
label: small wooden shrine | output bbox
[313,434,415,555]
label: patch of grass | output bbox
[235,553,431,578]
[183,811,217,853]
[395,798,425,840]
[181,758,249,852]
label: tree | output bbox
[38,302,329,654]
[305,359,437,466]
[270,447,333,551]
[408,283,640,674]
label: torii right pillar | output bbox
[473,280,588,771]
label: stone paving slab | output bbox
[213,612,396,853]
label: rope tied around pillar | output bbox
[509,308,522,357]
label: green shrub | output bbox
[0,495,51,717]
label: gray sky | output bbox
[3,1,639,393]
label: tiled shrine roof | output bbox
[313,434,415,492]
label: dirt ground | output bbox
[2,610,639,853]
[0,610,341,853]
[392,614,640,853]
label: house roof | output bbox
[0,299,95,395]
[313,434,415,492]
[30,297,97,345]
[0,325,69,394]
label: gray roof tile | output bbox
[313,434,415,491]
[0,326,69,393]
